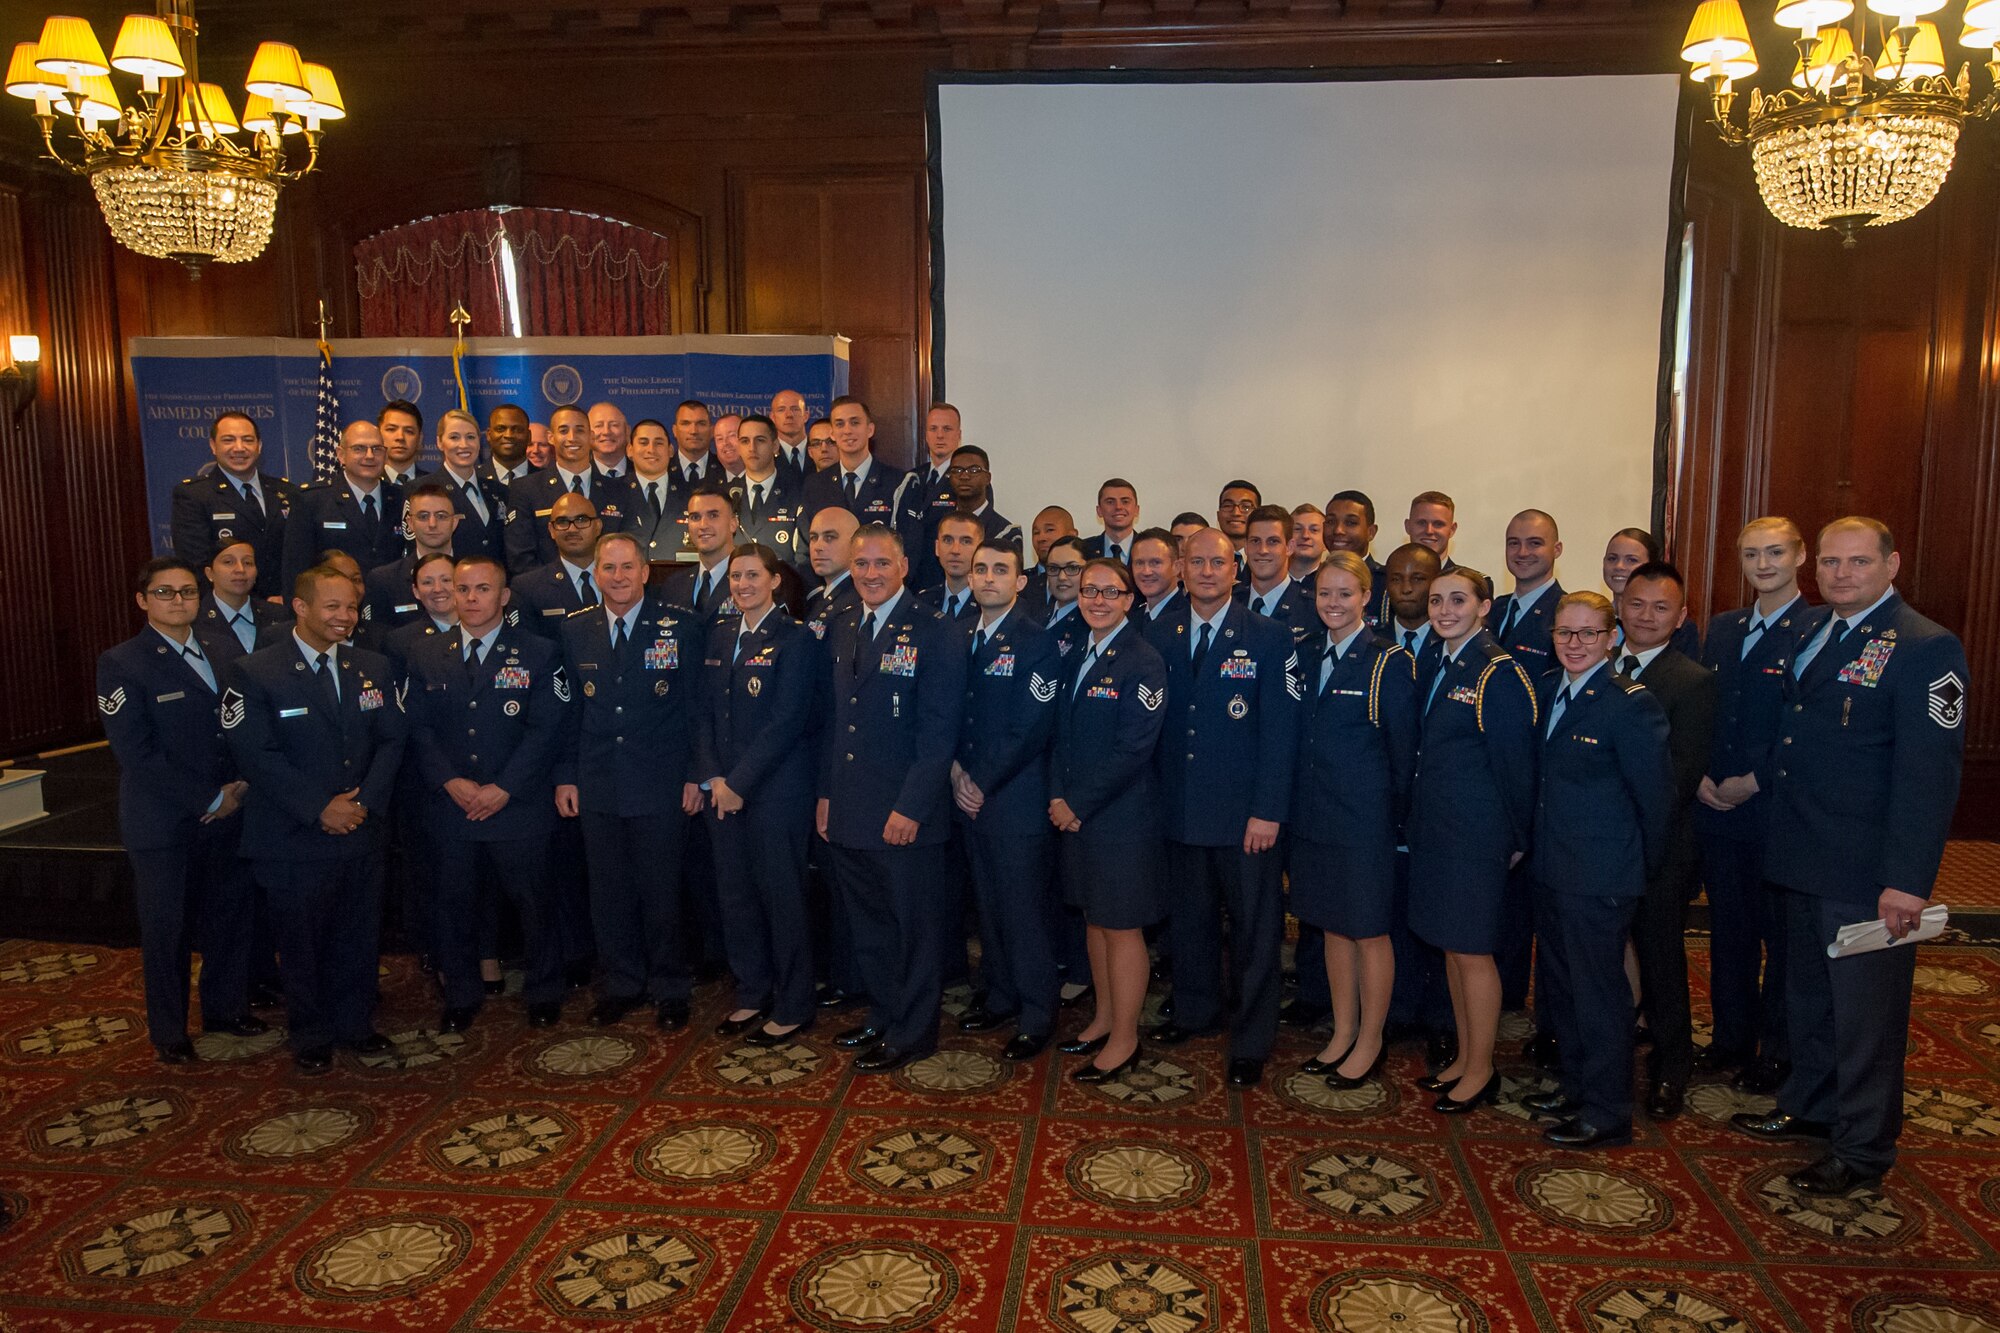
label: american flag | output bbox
[310,340,341,485]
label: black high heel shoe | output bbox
[1415,1069,1460,1094]
[1325,1047,1386,1091]
[1058,1033,1108,1057]
[1071,1046,1143,1084]
[1300,1041,1355,1077]
[1433,1071,1500,1114]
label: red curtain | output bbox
[353,207,673,338]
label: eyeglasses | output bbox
[1045,562,1085,576]
[1217,500,1257,513]
[1551,627,1611,644]
[343,443,385,457]
[1078,586,1131,601]
[946,465,988,477]
[146,586,202,601]
[549,516,602,531]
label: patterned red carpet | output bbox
[1,930,1998,1332]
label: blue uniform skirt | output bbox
[1060,832,1164,930]
[1288,835,1397,938]
[1406,849,1510,955]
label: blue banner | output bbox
[130,335,850,553]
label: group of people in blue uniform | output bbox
[100,390,1968,1201]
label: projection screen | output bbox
[934,74,1684,585]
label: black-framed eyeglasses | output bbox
[1551,627,1611,644]
[1046,562,1085,576]
[1078,586,1130,601]
[146,586,202,601]
[549,516,602,531]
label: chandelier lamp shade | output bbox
[1684,0,1999,243]
[6,2,341,276]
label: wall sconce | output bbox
[1,334,38,418]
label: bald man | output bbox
[281,421,406,594]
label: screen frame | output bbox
[925,65,1696,537]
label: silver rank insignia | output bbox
[219,687,245,729]
[96,687,127,716]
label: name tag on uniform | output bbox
[393,603,417,614]
[1331,687,1366,697]
[881,644,918,676]
[155,691,185,703]
[212,511,236,521]
[494,666,530,689]
[542,607,565,617]
[358,688,385,711]
[323,521,347,530]
[985,651,1015,677]
[645,639,679,671]
[534,507,553,518]
[279,706,310,718]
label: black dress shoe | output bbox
[1147,1021,1211,1047]
[655,1002,690,1032]
[1434,1072,1500,1114]
[1522,1089,1580,1116]
[1279,999,1331,1029]
[1646,1081,1685,1120]
[1693,1044,1750,1074]
[854,1044,918,1073]
[418,953,439,975]
[526,1002,562,1028]
[1227,1057,1264,1089]
[1059,983,1095,1008]
[1522,1032,1561,1070]
[591,996,640,1027]
[564,961,593,991]
[1324,1048,1386,1091]
[1002,1031,1050,1060]
[1544,1117,1634,1149]
[1415,1070,1460,1094]
[1732,1056,1789,1095]
[344,1032,391,1055]
[1730,1111,1832,1141]
[204,1015,269,1038]
[957,1006,1017,1034]
[1788,1155,1882,1197]
[1058,1033,1107,1056]
[483,977,505,996]
[249,983,286,1010]
[715,1011,764,1038]
[833,1024,885,1050]
[1426,1033,1458,1069]
[155,1039,196,1064]
[293,1045,333,1074]
[438,1006,478,1034]
[815,986,853,1009]
[1072,1047,1143,1084]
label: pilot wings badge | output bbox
[1136,683,1164,712]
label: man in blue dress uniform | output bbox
[504,405,639,574]
[1148,528,1302,1088]
[952,539,1064,1059]
[729,415,809,565]
[1732,517,1967,1196]
[1696,517,1822,1094]
[800,397,916,537]
[510,493,604,638]
[818,524,967,1071]
[97,557,263,1061]
[171,411,294,600]
[281,421,407,595]
[222,564,407,1073]
[1237,505,1313,643]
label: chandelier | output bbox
[1683,0,1998,242]
[6,2,341,277]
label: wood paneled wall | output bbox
[0,7,1995,834]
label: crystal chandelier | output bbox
[6,2,341,277]
[1683,0,1998,243]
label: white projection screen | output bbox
[934,74,1684,584]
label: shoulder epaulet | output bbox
[566,606,598,619]
[1365,646,1390,726]
[179,475,199,486]
[1473,655,1539,730]
[1618,678,1647,695]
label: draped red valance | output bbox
[353,206,674,338]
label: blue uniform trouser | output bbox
[130,821,253,1047]
[437,832,560,1008]
[1166,839,1283,1061]
[808,840,863,995]
[1527,874,1569,1039]
[1498,862,1535,1013]
[964,827,1060,1036]
[549,815,594,970]
[580,809,691,1006]
[1541,885,1641,1131]
[1701,831,1788,1063]
[1385,850,1452,1034]
[1776,886,1916,1176]
[1635,858,1697,1087]
[682,816,728,971]
[830,841,947,1055]
[257,852,383,1052]
[713,804,815,1026]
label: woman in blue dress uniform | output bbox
[696,543,828,1045]
[1048,557,1169,1082]
[1405,566,1539,1112]
[1289,553,1418,1088]
[1523,590,1674,1148]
